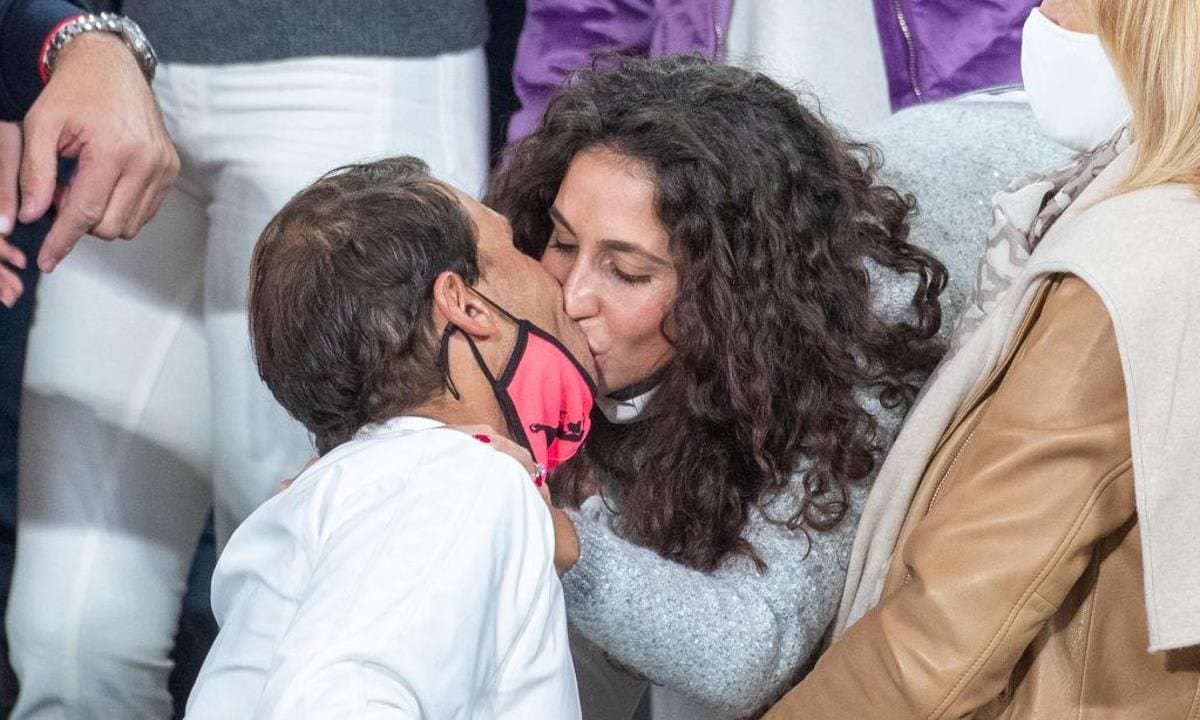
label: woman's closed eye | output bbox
[547,231,655,285]
[608,262,652,286]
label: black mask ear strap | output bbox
[438,320,505,401]
[462,329,499,385]
[437,324,462,401]
[469,286,520,325]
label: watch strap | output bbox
[42,12,158,84]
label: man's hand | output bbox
[548,506,579,576]
[0,122,26,306]
[14,31,178,277]
[449,423,582,574]
[450,423,545,493]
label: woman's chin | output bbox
[593,362,618,398]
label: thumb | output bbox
[0,122,20,234]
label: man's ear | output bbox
[431,271,500,340]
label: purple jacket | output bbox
[509,0,1039,142]
[507,0,733,143]
[875,0,1039,111]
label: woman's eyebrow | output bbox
[548,206,576,235]
[550,206,671,267]
[599,239,672,268]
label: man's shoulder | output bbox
[287,427,541,538]
[303,425,520,485]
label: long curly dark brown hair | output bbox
[487,56,947,572]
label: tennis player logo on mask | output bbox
[439,288,597,472]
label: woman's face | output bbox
[541,149,677,395]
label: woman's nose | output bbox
[561,264,600,321]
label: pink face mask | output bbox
[438,290,596,471]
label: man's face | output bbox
[453,190,597,382]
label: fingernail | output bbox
[40,258,56,273]
[0,216,11,235]
[1,291,13,308]
[534,474,544,487]
[473,434,491,444]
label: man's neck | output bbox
[406,391,510,440]
[413,330,516,439]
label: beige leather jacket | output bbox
[764,276,1200,719]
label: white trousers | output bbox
[8,50,488,719]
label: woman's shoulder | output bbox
[1046,183,1200,284]
[1080,182,1200,230]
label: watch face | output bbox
[119,19,157,71]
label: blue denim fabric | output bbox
[0,214,50,714]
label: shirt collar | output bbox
[354,415,444,440]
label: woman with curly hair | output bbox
[486,55,947,718]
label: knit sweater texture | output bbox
[560,266,921,717]
[118,1,487,65]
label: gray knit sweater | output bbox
[865,98,1069,324]
[561,336,911,718]
[117,1,487,65]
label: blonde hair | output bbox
[1094,0,1200,192]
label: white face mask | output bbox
[1021,7,1132,153]
[596,386,657,424]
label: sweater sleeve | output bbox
[561,479,864,718]
[0,0,85,120]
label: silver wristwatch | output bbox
[42,12,158,83]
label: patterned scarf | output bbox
[948,128,1132,351]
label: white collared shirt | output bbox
[186,416,580,719]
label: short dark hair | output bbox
[249,156,480,454]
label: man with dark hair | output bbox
[185,157,592,718]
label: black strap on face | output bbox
[471,286,598,394]
[437,324,462,401]
[436,285,529,402]
[462,329,500,386]
[435,290,533,454]
[607,369,665,401]
[468,286,519,325]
